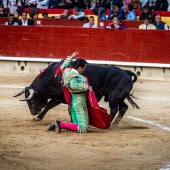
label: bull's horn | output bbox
[20,89,34,101]
[13,89,25,97]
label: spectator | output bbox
[7,0,17,7]
[68,7,85,19]
[122,0,131,7]
[148,0,157,10]
[74,0,86,9]
[139,5,154,22]
[154,0,168,11]
[42,11,49,18]
[83,16,98,28]
[130,0,142,10]
[124,4,136,20]
[89,0,96,9]
[139,17,156,29]
[140,0,149,7]
[49,0,62,8]
[18,11,34,26]
[37,0,49,8]
[27,0,37,7]
[108,5,125,20]
[29,6,38,19]
[54,9,69,19]
[111,0,123,9]
[5,14,18,25]
[152,14,168,30]
[168,0,170,11]
[105,17,127,30]
[139,0,156,10]
[58,0,74,9]
[98,0,111,9]
[0,4,8,17]
[97,0,111,20]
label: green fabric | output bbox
[60,56,72,70]
[70,76,88,91]
[61,56,89,130]
[71,93,88,129]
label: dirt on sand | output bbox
[0,73,170,170]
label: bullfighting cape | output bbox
[63,85,111,129]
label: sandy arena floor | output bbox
[0,72,170,170]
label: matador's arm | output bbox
[60,52,79,71]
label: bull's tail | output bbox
[125,70,137,83]
[126,93,140,109]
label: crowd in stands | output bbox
[0,0,170,11]
[0,0,169,29]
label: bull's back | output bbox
[84,64,133,87]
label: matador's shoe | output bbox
[54,120,61,133]
[47,122,56,130]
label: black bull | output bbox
[14,62,140,124]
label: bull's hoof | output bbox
[112,122,119,127]
[47,122,56,130]
[33,116,43,121]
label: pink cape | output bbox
[63,86,111,129]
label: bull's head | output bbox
[13,87,47,115]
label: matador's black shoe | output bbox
[54,120,61,133]
[47,122,56,130]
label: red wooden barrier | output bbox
[34,18,143,28]
[34,18,86,27]
[0,17,9,25]
[98,20,144,28]
[0,25,170,64]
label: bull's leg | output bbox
[35,99,61,121]
[109,101,119,123]
[114,100,128,125]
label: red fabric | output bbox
[87,90,111,129]
[63,86,72,106]
[37,69,46,80]
[55,66,61,76]
[55,66,73,77]
[87,90,99,108]
[63,86,111,129]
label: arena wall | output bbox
[0,25,170,81]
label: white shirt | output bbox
[83,23,98,28]
[37,0,49,9]
[29,0,37,4]
[68,12,85,19]
[5,21,18,25]
[21,19,28,26]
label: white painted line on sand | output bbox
[137,97,170,102]
[0,85,25,89]
[159,162,170,170]
[127,116,170,132]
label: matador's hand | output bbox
[70,52,79,58]
[88,86,92,90]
